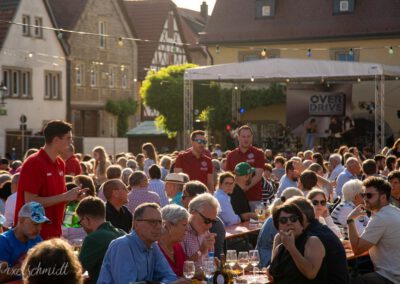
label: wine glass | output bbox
[238,251,249,276]
[183,261,195,279]
[249,250,260,277]
[226,250,238,279]
[203,259,215,282]
[255,204,265,221]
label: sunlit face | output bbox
[55,131,73,154]
[390,178,400,196]
[134,207,163,246]
[237,129,253,148]
[115,185,129,204]
[166,219,188,243]
[278,211,303,237]
[310,193,327,218]
[92,151,100,161]
[363,186,383,211]
[191,135,206,153]
[190,205,217,235]
[21,218,43,240]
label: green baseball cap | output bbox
[234,162,256,176]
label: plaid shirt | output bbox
[127,187,161,213]
[181,223,207,268]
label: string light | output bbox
[357,77,361,83]
[234,85,238,90]
[261,48,267,57]
[216,45,220,54]
[349,48,354,56]
[320,77,325,83]
[250,76,255,82]
[28,52,33,58]
[57,31,63,39]
[307,49,312,57]
[286,78,290,83]
[118,37,124,47]
[172,43,177,53]
[388,46,394,55]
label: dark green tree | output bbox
[105,98,137,137]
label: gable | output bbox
[0,0,20,48]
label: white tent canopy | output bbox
[184,58,400,81]
[183,59,400,151]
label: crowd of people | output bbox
[0,119,400,283]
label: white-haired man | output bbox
[328,153,344,182]
[335,157,361,198]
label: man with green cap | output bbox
[230,162,258,222]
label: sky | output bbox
[172,0,216,13]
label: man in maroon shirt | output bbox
[61,144,82,176]
[14,120,85,240]
[226,125,265,210]
[175,130,214,192]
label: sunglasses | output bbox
[360,192,378,199]
[136,219,163,226]
[312,200,327,206]
[279,214,299,225]
[195,210,217,225]
[192,139,207,145]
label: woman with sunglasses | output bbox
[269,203,327,283]
[307,189,342,239]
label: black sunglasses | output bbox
[195,210,217,225]
[312,200,327,206]
[279,215,299,225]
[192,138,207,145]
[360,192,378,199]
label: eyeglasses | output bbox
[136,219,163,226]
[192,139,207,145]
[77,216,85,226]
[278,214,300,225]
[360,192,378,199]
[312,199,327,206]
[195,210,217,225]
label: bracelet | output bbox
[346,219,355,224]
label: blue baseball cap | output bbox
[18,202,51,224]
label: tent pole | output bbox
[183,79,193,149]
[374,75,385,153]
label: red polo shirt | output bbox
[14,148,66,240]
[175,150,213,185]
[226,145,265,201]
[65,155,82,176]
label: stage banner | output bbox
[287,84,352,138]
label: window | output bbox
[34,17,43,38]
[99,21,106,48]
[122,73,127,89]
[330,48,358,62]
[256,0,276,18]
[1,67,32,98]
[44,71,61,99]
[333,0,355,14]
[22,15,30,36]
[90,68,97,87]
[168,53,174,65]
[109,67,115,88]
[75,64,83,86]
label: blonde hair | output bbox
[93,146,110,177]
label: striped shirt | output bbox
[331,201,368,238]
[148,179,169,207]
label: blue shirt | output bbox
[255,217,277,267]
[97,231,177,284]
[0,229,42,267]
[214,189,241,226]
[335,169,357,197]
[276,174,298,197]
[148,179,169,207]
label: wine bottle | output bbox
[213,253,232,284]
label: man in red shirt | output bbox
[175,130,214,192]
[14,120,85,240]
[61,144,82,176]
[226,125,265,210]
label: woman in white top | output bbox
[142,142,158,177]
[307,189,343,239]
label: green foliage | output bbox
[105,98,137,137]
[140,63,286,134]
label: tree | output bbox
[105,98,137,137]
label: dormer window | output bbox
[256,0,276,18]
[333,0,355,14]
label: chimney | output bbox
[200,1,208,20]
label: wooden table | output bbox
[225,221,262,240]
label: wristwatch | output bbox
[346,219,355,224]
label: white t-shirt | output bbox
[361,205,400,283]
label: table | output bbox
[225,221,262,240]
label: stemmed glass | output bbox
[203,259,215,282]
[249,250,260,277]
[226,250,238,279]
[238,251,249,276]
[183,261,195,280]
